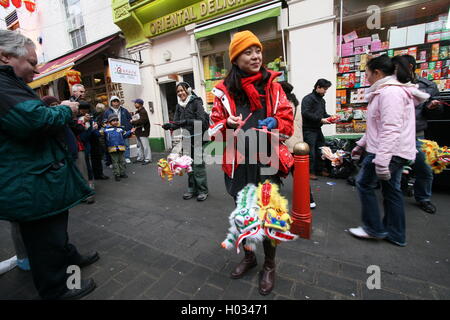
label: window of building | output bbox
[63,0,86,49]
[334,0,450,135]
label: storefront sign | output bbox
[108,58,141,85]
[146,0,261,37]
[66,69,82,92]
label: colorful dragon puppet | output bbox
[167,153,193,176]
[419,139,450,174]
[157,158,174,181]
[222,180,298,254]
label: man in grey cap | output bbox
[131,98,152,164]
[103,96,132,163]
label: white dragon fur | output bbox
[221,184,265,253]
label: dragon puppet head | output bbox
[257,180,298,242]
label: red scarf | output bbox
[241,72,264,112]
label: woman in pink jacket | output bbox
[349,55,429,247]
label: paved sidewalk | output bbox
[1,155,449,300]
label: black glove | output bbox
[174,119,188,127]
[162,123,174,130]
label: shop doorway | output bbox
[160,81,177,150]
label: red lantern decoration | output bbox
[11,0,21,8]
[0,0,10,9]
[24,0,35,12]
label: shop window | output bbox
[64,0,86,49]
[335,0,450,135]
[81,75,93,88]
[93,73,105,86]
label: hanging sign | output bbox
[0,0,10,8]
[66,69,82,92]
[11,0,21,8]
[108,58,141,85]
[24,0,35,12]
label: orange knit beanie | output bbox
[229,30,263,62]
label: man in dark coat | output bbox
[301,78,333,180]
[131,98,152,164]
[0,30,98,300]
[403,55,444,214]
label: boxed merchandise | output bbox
[353,109,364,120]
[350,90,358,104]
[354,45,370,54]
[441,29,450,41]
[442,66,449,78]
[431,44,440,61]
[381,42,390,50]
[353,120,367,133]
[360,54,369,71]
[349,73,356,88]
[344,31,358,43]
[418,50,428,63]
[388,50,394,57]
[408,47,417,60]
[428,31,441,43]
[355,71,361,87]
[336,122,354,134]
[371,40,382,52]
[357,88,368,103]
[354,37,372,47]
[394,49,408,56]
[342,108,354,122]
[360,72,369,87]
[439,46,449,60]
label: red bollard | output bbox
[290,142,312,239]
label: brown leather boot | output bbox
[230,249,257,279]
[259,240,276,295]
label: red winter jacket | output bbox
[208,70,294,178]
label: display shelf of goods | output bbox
[335,19,450,135]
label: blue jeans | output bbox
[413,137,433,202]
[356,153,408,244]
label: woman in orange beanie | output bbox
[209,30,294,295]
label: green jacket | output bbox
[0,65,93,222]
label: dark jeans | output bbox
[110,151,126,176]
[90,135,105,178]
[303,129,325,174]
[19,211,83,299]
[356,153,408,244]
[413,137,433,202]
[188,162,208,195]
[84,151,94,181]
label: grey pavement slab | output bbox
[1,157,449,300]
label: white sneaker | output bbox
[349,227,376,239]
[310,202,316,209]
[125,158,131,164]
[109,165,113,169]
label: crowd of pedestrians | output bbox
[0,28,443,299]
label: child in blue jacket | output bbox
[99,114,135,181]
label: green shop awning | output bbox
[194,2,281,40]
